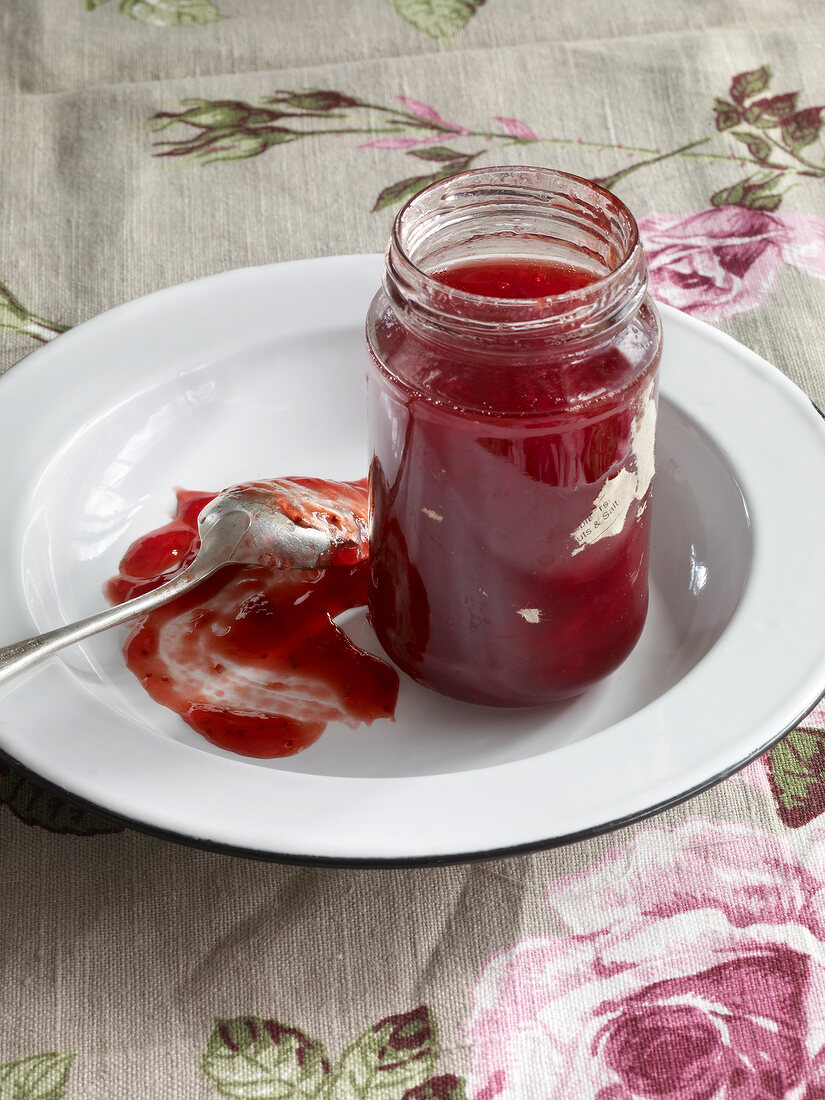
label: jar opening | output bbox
[384,166,647,342]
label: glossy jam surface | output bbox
[434,256,598,298]
[367,256,660,706]
[106,480,399,758]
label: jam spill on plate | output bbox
[105,479,399,758]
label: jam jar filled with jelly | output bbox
[366,166,662,706]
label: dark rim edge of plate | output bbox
[1,682,823,869]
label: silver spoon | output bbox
[0,479,367,690]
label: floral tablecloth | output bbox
[3,2,825,1097]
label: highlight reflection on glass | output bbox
[689,543,709,596]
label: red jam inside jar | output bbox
[366,167,662,706]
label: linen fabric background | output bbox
[2,2,825,1098]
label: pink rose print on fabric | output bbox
[492,117,540,141]
[734,754,774,796]
[463,818,825,1099]
[638,207,825,321]
[359,97,470,150]
[396,95,471,133]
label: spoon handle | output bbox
[0,510,250,690]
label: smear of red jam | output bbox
[105,479,399,758]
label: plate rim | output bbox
[0,698,820,866]
[1,254,825,864]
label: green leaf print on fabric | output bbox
[391,0,485,41]
[146,66,825,216]
[743,92,799,129]
[145,92,525,195]
[708,67,825,210]
[0,1052,76,1100]
[324,1006,437,1100]
[201,1008,464,1100]
[202,1017,331,1098]
[768,725,825,828]
[710,171,784,211]
[729,65,772,104]
[0,761,124,835]
[86,0,225,26]
[372,166,469,212]
[0,282,70,344]
[712,97,742,131]
[728,130,775,165]
[406,146,471,162]
[782,106,824,151]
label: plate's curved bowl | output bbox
[0,256,823,863]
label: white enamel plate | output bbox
[1,255,824,864]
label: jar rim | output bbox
[384,165,648,342]
[390,165,642,307]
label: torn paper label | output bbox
[631,381,657,501]
[517,608,542,623]
[571,386,657,554]
[572,467,637,550]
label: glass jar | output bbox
[366,166,662,706]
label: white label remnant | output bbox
[572,467,638,550]
[571,384,657,554]
[631,383,657,501]
[517,608,542,623]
